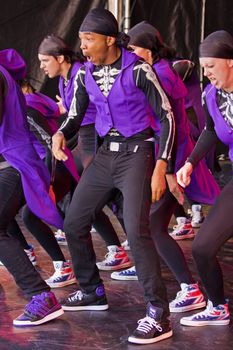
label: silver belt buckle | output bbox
[109,142,120,151]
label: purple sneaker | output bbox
[13,291,64,326]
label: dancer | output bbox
[0,48,63,326]
[52,8,175,345]
[177,30,233,326]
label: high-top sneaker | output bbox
[191,204,204,228]
[180,300,230,326]
[128,302,173,344]
[13,291,64,326]
[96,245,132,271]
[121,239,130,251]
[169,217,195,240]
[60,285,109,311]
[45,261,76,288]
[169,283,206,312]
[54,229,67,246]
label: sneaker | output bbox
[111,266,138,281]
[121,239,130,251]
[191,204,204,228]
[169,217,195,240]
[128,302,173,344]
[45,261,76,288]
[180,300,230,326]
[24,244,37,266]
[96,245,132,271]
[60,285,109,311]
[169,283,206,313]
[13,291,64,326]
[54,229,67,246]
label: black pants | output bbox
[192,177,233,305]
[150,189,194,285]
[64,143,169,316]
[0,166,49,297]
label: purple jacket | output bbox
[153,59,220,204]
[0,49,63,228]
[205,84,233,161]
[85,48,156,137]
[25,92,79,182]
[59,61,96,125]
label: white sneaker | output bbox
[191,204,204,228]
[111,266,138,280]
[54,229,67,246]
[169,217,195,240]
[180,300,230,326]
[45,261,76,288]
[169,283,206,312]
[96,245,132,271]
[121,239,130,251]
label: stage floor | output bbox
[0,161,232,350]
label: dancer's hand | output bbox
[176,162,193,187]
[56,95,67,115]
[151,160,167,202]
[52,132,68,161]
[166,174,184,205]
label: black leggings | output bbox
[192,177,233,305]
[150,189,194,285]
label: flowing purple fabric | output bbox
[0,49,63,228]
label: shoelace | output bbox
[68,290,83,302]
[103,251,117,263]
[193,302,214,319]
[136,316,162,334]
[25,294,49,314]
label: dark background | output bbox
[0,0,232,98]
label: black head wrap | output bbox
[199,30,233,59]
[38,35,74,56]
[128,21,175,60]
[79,8,129,48]
[128,21,164,50]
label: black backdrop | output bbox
[0,0,232,98]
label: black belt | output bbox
[102,141,153,153]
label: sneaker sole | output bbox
[128,329,173,344]
[111,273,138,281]
[56,241,68,246]
[169,233,195,241]
[13,308,64,326]
[46,278,77,288]
[62,304,109,311]
[180,318,230,326]
[170,301,206,313]
[97,261,133,271]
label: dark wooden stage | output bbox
[0,161,233,350]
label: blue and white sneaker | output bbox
[96,245,132,271]
[13,291,64,326]
[111,266,138,280]
[169,283,206,312]
[45,261,76,288]
[180,300,230,326]
[54,229,67,246]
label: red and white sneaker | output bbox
[180,300,230,326]
[169,217,195,240]
[96,245,132,271]
[169,283,206,312]
[45,261,76,288]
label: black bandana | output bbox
[128,21,163,50]
[199,30,233,59]
[80,8,118,37]
[38,35,74,57]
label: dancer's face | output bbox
[200,57,233,92]
[38,54,62,78]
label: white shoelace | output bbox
[136,316,162,334]
[68,290,83,302]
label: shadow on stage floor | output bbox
[0,161,232,350]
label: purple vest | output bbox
[0,49,63,228]
[205,84,233,161]
[153,60,220,204]
[59,61,96,126]
[85,48,155,137]
[25,92,80,182]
